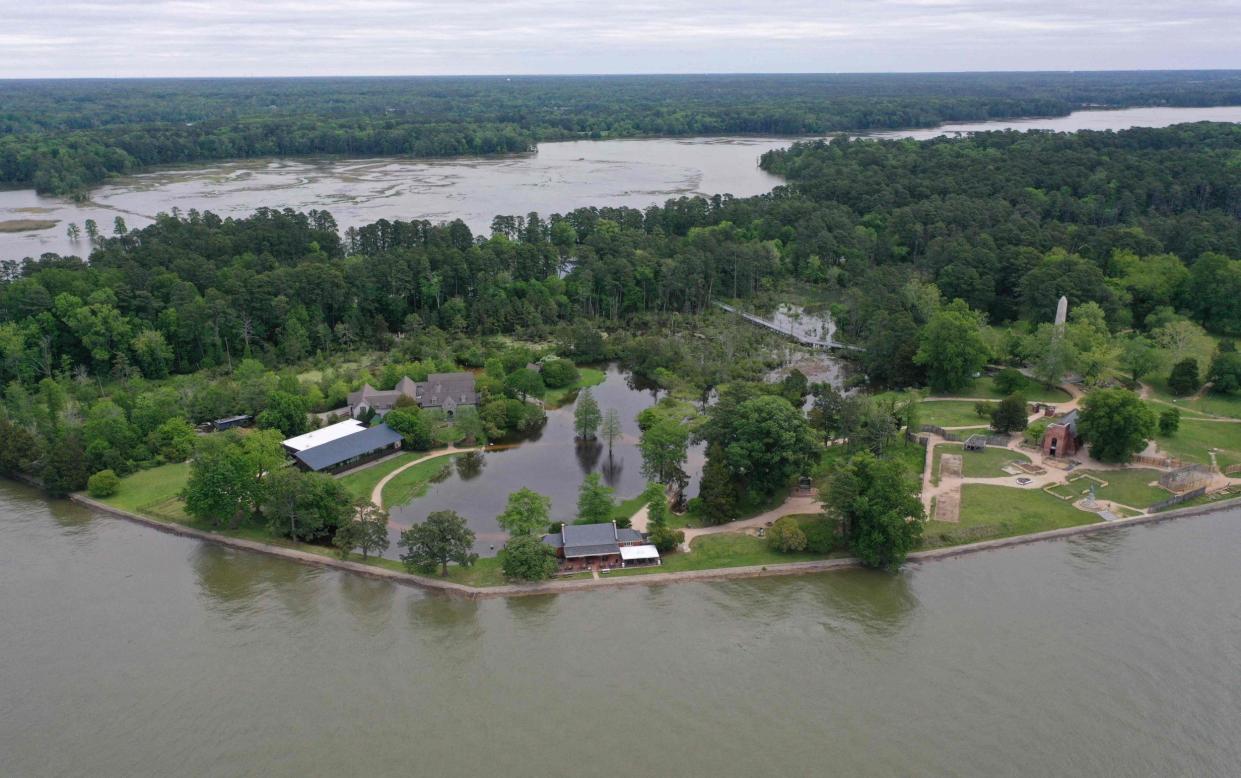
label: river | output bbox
[4,105,1241,262]
[2,478,1238,776]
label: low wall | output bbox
[67,491,1241,600]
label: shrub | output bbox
[648,524,684,553]
[768,516,808,553]
[540,358,580,389]
[802,519,838,554]
[1167,358,1201,397]
[1159,408,1180,436]
[993,368,1027,396]
[86,469,120,498]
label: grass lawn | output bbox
[337,452,419,501]
[922,484,1100,549]
[919,400,994,428]
[542,367,607,409]
[99,462,190,514]
[1070,469,1169,508]
[936,375,1070,403]
[613,493,648,524]
[1145,377,1240,419]
[612,515,844,576]
[382,456,458,507]
[1155,419,1241,469]
[932,444,1030,483]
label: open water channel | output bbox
[3,479,1239,776]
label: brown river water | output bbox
[2,477,1239,776]
[4,106,1241,263]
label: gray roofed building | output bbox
[347,371,478,418]
[542,521,645,559]
[292,424,404,472]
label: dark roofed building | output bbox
[347,372,478,418]
[541,521,656,571]
[292,424,404,473]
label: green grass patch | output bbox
[919,400,994,428]
[613,493,648,524]
[99,462,190,514]
[922,484,1100,549]
[611,516,844,576]
[1154,418,1241,469]
[336,451,420,501]
[383,456,459,507]
[932,443,1029,483]
[542,367,607,409]
[1070,469,1169,508]
[935,375,1069,403]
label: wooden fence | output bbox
[1150,486,1207,513]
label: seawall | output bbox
[68,492,1241,599]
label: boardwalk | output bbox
[714,301,863,351]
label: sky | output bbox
[3,0,1240,78]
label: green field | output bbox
[1154,419,1241,468]
[1144,377,1241,419]
[99,462,190,515]
[936,375,1070,403]
[337,452,419,501]
[382,456,459,507]
[923,484,1100,548]
[1069,469,1170,508]
[542,367,607,409]
[932,443,1029,482]
[919,400,994,428]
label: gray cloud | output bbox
[2,0,1239,77]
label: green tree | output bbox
[398,510,477,576]
[576,472,614,524]
[184,429,284,525]
[913,299,989,393]
[87,469,120,498]
[1158,407,1180,436]
[990,394,1028,434]
[1118,335,1160,384]
[496,487,551,537]
[768,515,808,553]
[600,408,623,453]
[1076,389,1157,463]
[1208,349,1241,394]
[262,467,354,542]
[725,395,819,495]
[992,367,1028,396]
[573,387,601,439]
[1167,358,1201,397]
[504,368,544,401]
[384,406,434,449]
[333,502,391,560]
[42,432,90,497]
[696,443,740,524]
[131,329,173,379]
[499,534,559,581]
[639,416,689,483]
[255,391,310,437]
[539,358,579,389]
[826,452,925,569]
[149,416,196,462]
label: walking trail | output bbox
[370,446,483,510]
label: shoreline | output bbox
[66,490,1241,599]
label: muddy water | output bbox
[389,364,704,554]
[4,105,1240,262]
[3,478,1239,776]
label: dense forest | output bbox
[2,121,1241,520]
[4,71,1241,195]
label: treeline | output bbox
[6,71,1241,195]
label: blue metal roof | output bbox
[293,424,403,471]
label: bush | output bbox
[990,394,1028,434]
[1167,358,1201,397]
[768,516,808,553]
[1159,408,1180,436]
[540,358,580,389]
[648,524,684,553]
[803,518,838,554]
[993,368,1027,396]
[86,469,120,498]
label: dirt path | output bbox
[370,446,483,509]
[680,495,823,546]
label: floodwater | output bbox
[389,363,705,554]
[4,105,1241,262]
[3,478,1239,776]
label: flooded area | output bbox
[3,105,1240,262]
[389,363,705,554]
[3,478,1239,776]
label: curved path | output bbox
[370,446,483,510]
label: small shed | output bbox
[212,415,252,431]
[964,434,988,452]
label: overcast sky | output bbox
[3,0,1240,78]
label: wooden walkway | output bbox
[713,301,863,351]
